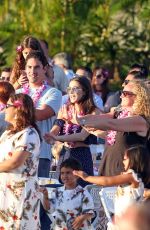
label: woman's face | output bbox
[94,69,106,86]
[22,48,33,59]
[120,85,136,109]
[5,99,17,124]
[67,80,85,104]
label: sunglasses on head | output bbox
[122,90,136,97]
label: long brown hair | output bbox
[0,82,15,104]
[8,93,42,141]
[68,76,96,114]
[11,36,45,84]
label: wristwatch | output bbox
[80,118,86,126]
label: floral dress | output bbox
[0,127,41,230]
[48,185,94,230]
[115,169,144,217]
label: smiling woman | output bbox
[75,81,150,181]
[44,76,101,187]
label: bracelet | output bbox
[17,80,21,86]
[80,118,86,126]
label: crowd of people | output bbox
[0,35,150,230]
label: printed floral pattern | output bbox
[115,169,144,217]
[0,127,41,229]
[48,185,94,230]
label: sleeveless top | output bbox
[99,115,150,177]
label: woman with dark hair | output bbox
[92,67,114,112]
[44,76,101,186]
[10,35,53,89]
[0,81,15,135]
[0,93,41,229]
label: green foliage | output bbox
[0,0,149,79]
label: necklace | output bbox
[106,109,131,145]
[22,81,48,105]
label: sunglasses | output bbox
[95,74,104,79]
[121,91,136,97]
[123,79,130,85]
[0,77,10,81]
[67,87,82,93]
[5,104,15,109]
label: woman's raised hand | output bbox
[71,106,81,125]
[73,170,88,180]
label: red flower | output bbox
[0,227,5,230]
[8,152,13,157]
[70,213,74,217]
[12,215,18,221]
[7,184,11,189]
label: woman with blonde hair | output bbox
[74,81,150,181]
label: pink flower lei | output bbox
[0,103,6,111]
[106,109,131,146]
[22,81,48,105]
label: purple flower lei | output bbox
[22,81,48,105]
[106,109,131,145]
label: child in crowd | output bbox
[73,145,150,219]
[40,158,94,230]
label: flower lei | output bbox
[0,103,6,111]
[22,81,47,105]
[106,109,131,145]
[63,106,84,135]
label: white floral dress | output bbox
[48,185,94,230]
[115,169,144,217]
[0,127,41,230]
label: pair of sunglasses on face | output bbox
[121,90,136,97]
[0,77,10,81]
[67,86,82,94]
[95,74,105,79]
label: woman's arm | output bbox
[78,114,147,133]
[0,150,30,172]
[52,128,90,142]
[73,170,137,187]
[44,125,61,144]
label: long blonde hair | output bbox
[132,81,150,118]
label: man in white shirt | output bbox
[17,51,62,177]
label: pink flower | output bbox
[16,45,23,53]
[13,100,23,107]
[106,109,130,145]
[22,81,48,105]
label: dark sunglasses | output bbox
[0,77,10,81]
[5,104,15,109]
[95,74,104,79]
[121,90,136,97]
[123,79,130,85]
